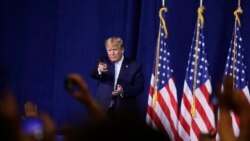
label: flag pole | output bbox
[200,0,203,7]
[190,0,204,118]
[152,8,163,108]
[153,1,168,108]
[152,24,161,108]
[232,0,242,88]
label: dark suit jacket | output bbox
[91,57,144,117]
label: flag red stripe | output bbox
[195,100,214,131]
[191,120,201,140]
[195,85,214,130]
[147,105,168,134]
[179,93,191,135]
[179,113,190,137]
[158,90,181,140]
[183,92,191,111]
[165,84,178,114]
[149,85,154,97]
[199,84,210,101]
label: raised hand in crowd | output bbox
[64,73,168,141]
[217,75,250,141]
[24,101,38,118]
[65,73,108,124]
[22,101,56,141]
[199,75,250,141]
[0,89,25,141]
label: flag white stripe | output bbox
[179,80,215,140]
[169,78,178,101]
[160,86,178,129]
[196,80,215,127]
[147,74,178,140]
[193,107,209,133]
[146,113,158,129]
[190,128,199,141]
[147,88,175,140]
[178,81,193,140]
[243,86,250,103]
[178,102,191,140]
[154,98,175,140]
[231,112,240,137]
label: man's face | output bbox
[106,44,124,62]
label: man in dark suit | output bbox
[91,36,144,120]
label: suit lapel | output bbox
[117,57,129,85]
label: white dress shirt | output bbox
[114,55,124,89]
[109,56,124,108]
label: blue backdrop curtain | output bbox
[1,0,250,131]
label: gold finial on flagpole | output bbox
[233,7,243,27]
[159,7,168,37]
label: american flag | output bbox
[146,7,180,141]
[222,13,250,137]
[178,12,215,141]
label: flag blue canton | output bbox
[224,24,248,89]
[155,25,174,90]
[185,24,210,91]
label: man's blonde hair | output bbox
[105,37,124,48]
